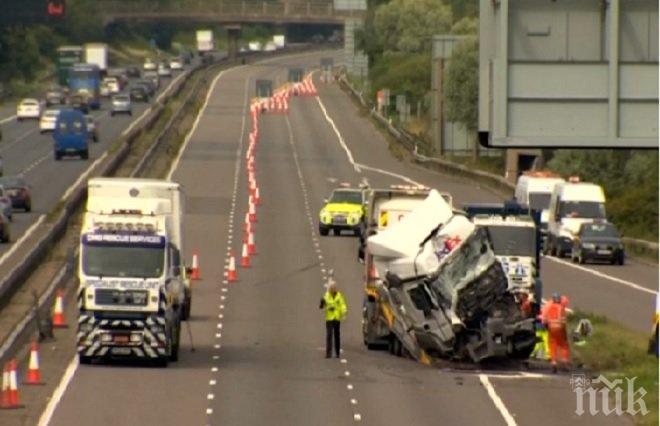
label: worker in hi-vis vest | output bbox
[319,279,347,358]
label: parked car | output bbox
[53,108,89,160]
[17,98,42,121]
[39,109,61,133]
[126,65,141,78]
[111,95,132,116]
[45,88,66,106]
[130,84,149,102]
[0,185,13,221]
[0,212,10,243]
[571,221,625,265]
[85,115,99,142]
[157,62,172,78]
[0,175,31,212]
[169,57,183,70]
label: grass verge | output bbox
[569,311,658,425]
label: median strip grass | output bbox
[569,311,658,425]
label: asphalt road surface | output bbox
[22,50,644,426]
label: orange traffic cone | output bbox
[24,342,44,385]
[240,242,250,268]
[191,251,200,280]
[0,363,10,409]
[0,360,23,409]
[227,253,237,282]
[247,230,256,255]
[248,200,257,223]
[52,289,67,328]
[255,187,261,206]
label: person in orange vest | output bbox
[542,293,570,372]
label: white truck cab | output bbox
[547,178,606,257]
[472,215,537,296]
[77,178,190,365]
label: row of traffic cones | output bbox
[1,342,44,409]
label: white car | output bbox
[102,77,121,95]
[143,59,157,71]
[17,99,41,121]
[169,57,183,70]
[39,109,60,133]
[157,62,172,78]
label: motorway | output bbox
[4,49,648,426]
[0,63,194,261]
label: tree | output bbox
[373,0,453,53]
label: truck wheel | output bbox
[319,227,329,236]
[81,150,89,160]
[78,354,92,365]
[1,232,9,243]
[333,228,341,236]
[25,203,31,212]
[54,152,61,161]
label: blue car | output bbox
[53,109,89,160]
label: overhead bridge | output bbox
[100,0,361,26]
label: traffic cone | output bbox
[191,251,200,280]
[255,187,261,206]
[0,363,10,409]
[248,200,257,223]
[240,242,250,268]
[52,289,67,328]
[247,230,256,255]
[250,180,257,196]
[0,360,23,409]
[227,252,237,282]
[24,342,44,385]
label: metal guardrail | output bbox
[338,74,659,260]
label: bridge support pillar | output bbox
[227,25,241,62]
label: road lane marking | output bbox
[479,374,517,426]
[0,126,38,153]
[546,256,657,295]
[313,86,423,186]
[37,357,79,426]
[0,214,45,266]
[167,65,247,180]
[0,114,17,124]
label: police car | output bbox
[319,185,367,237]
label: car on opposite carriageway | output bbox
[571,220,625,265]
[319,185,368,236]
[0,175,31,212]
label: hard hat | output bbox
[552,292,561,303]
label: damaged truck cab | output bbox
[364,190,536,363]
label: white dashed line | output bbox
[479,374,517,426]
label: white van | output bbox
[515,172,565,211]
[547,179,606,257]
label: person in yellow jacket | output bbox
[319,280,347,358]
